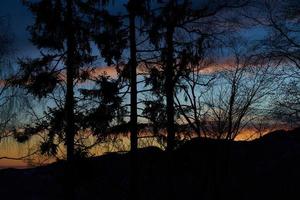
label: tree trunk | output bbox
[65,0,75,162]
[64,2,76,200]
[129,3,138,199]
[129,6,138,156]
[227,79,236,140]
[166,24,175,152]
[165,20,176,200]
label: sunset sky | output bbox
[0,0,297,169]
[0,2,299,200]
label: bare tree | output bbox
[175,39,277,140]
[272,72,300,127]
[0,16,17,141]
[202,48,277,140]
[146,0,250,150]
[245,0,300,68]
[246,0,300,127]
[174,59,215,138]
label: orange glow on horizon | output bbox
[0,125,292,169]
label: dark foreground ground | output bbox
[1,128,300,200]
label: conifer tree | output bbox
[14,0,109,161]
[147,0,249,151]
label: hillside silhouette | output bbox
[1,128,300,200]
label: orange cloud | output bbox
[197,58,237,74]
[91,66,118,78]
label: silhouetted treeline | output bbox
[1,0,300,199]
[2,128,300,200]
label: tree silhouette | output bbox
[12,0,106,161]
[87,1,152,198]
[126,1,148,198]
[0,17,16,140]
[80,74,126,143]
[251,0,300,69]
[247,0,300,128]
[202,46,276,140]
[147,0,249,151]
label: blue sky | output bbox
[0,0,267,59]
[0,0,40,57]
